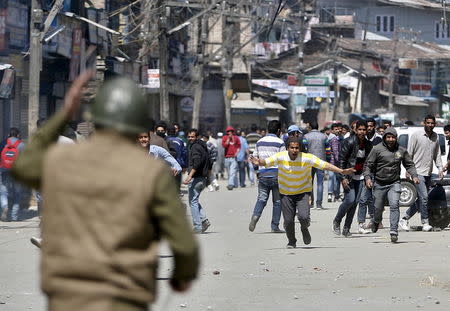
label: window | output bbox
[435,21,450,39]
[376,15,395,33]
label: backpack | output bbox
[1,138,22,169]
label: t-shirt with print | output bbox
[353,141,366,180]
[264,151,327,195]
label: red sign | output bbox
[0,9,6,51]
[287,75,297,86]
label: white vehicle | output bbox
[393,125,448,206]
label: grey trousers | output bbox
[373,181,402,234]
[281,192,311,245]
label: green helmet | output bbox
[90,77,149,134]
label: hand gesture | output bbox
[183,176,192,185]
[365,179,373,189]
[341,179,350,190]
[63,70,95,119]
[248,155,259,166]
[341,168,356,175]
[171,168,179,176]
[439,170,445,180]
[413,176,420,184]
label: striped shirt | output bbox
[253,134,285,177]
[265,151,327,195]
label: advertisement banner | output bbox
[69,28,82,81]
[147,69,160,88]
[410,83,432,97]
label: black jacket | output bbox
[188,139,209,178]
[363,137,417,185]
[339,134,372,181]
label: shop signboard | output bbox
[410,83,432,97]
[304,76,329,86]
[147,69,160,88]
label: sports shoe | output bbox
[271,228,285,233]
[363,221,373,229]
[30,237,42,248]
[390,233,398,243]
[301,227,312,245]
[226,185,234,190]
[207,185,214,192]
[358,223,371,234]
[332,221,341,235]
[202,219,211,233]
[342,227,352,237]
[316,203,325,210]
[327,194,333,202]
[371,222,380,233]
[286,243,296,249]
[248,215,260,232]
[193,228,203,234]
[422,223,432,232]
[398,218,409,231]
[0,208,8,222]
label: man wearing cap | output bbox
[222,126,241,190]
[363,127,419,242]
[11,73,199,311]
[249,120,285,233]
[283,125,302,147]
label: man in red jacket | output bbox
[222,126,241,190]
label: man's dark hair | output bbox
[331,123,341,130]
[267,120,281,134]
[310,121,319,130]
[286,136,302,148]
[342,124,350,131]
[155,121,167,130]
[188,128,199,137]
[404,120,414,126]
[250,124,258,132]
[424,114,436,122]
[382,119,392,126]
[9,127,20,138]
[365,118,376,126]
[355,120,367,129]
[167,125,177,136]
[201,132,210,139]
[444,124,450,132]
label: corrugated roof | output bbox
[377,0,444,10]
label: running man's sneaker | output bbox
[248,215,260,232]
[316,203,325,210]
[271,228,285,233]
[422,223,432,232]
[398,218,409,231]
[301,227,311,245]
[332,221,341,235]
[342,227,352,237]
[202,219,211,233]
[30,237,42,248]
[358,223,371,234]
[327,194,333,202]
[286,243,296,249]
[390,233,398,243]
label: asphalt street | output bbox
[1,181,450,311]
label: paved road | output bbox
[1,181,450,311]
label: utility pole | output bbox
[353,8,369,114]
[158,0,170,121]
[28,0,43,137]
[294,0,306,125]
[222,2,234,127]
[388,28,399,112]
[192,12,208,129]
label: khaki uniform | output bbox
[12,111,199,311]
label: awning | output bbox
[231,100,264,110]
[394,95,430,107]
[264,102,287,110]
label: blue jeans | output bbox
[188,177,207,231]
[247,162,255,184]
[311,168,324,205]
[237,160,246,187]
[328,171,340,197]
[373,181,401,234]
[225,157,238,187]
[357,184,374,224]
[0,172,22,221]
[334,179,364,230]
[252,177,281,230]
[405,175,431,223]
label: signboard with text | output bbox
[410,83,432,97]
[147,69,160,88]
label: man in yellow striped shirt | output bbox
[250,137,354,248]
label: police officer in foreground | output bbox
[12,72,199,311]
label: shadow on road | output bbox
[372,240,426,244]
